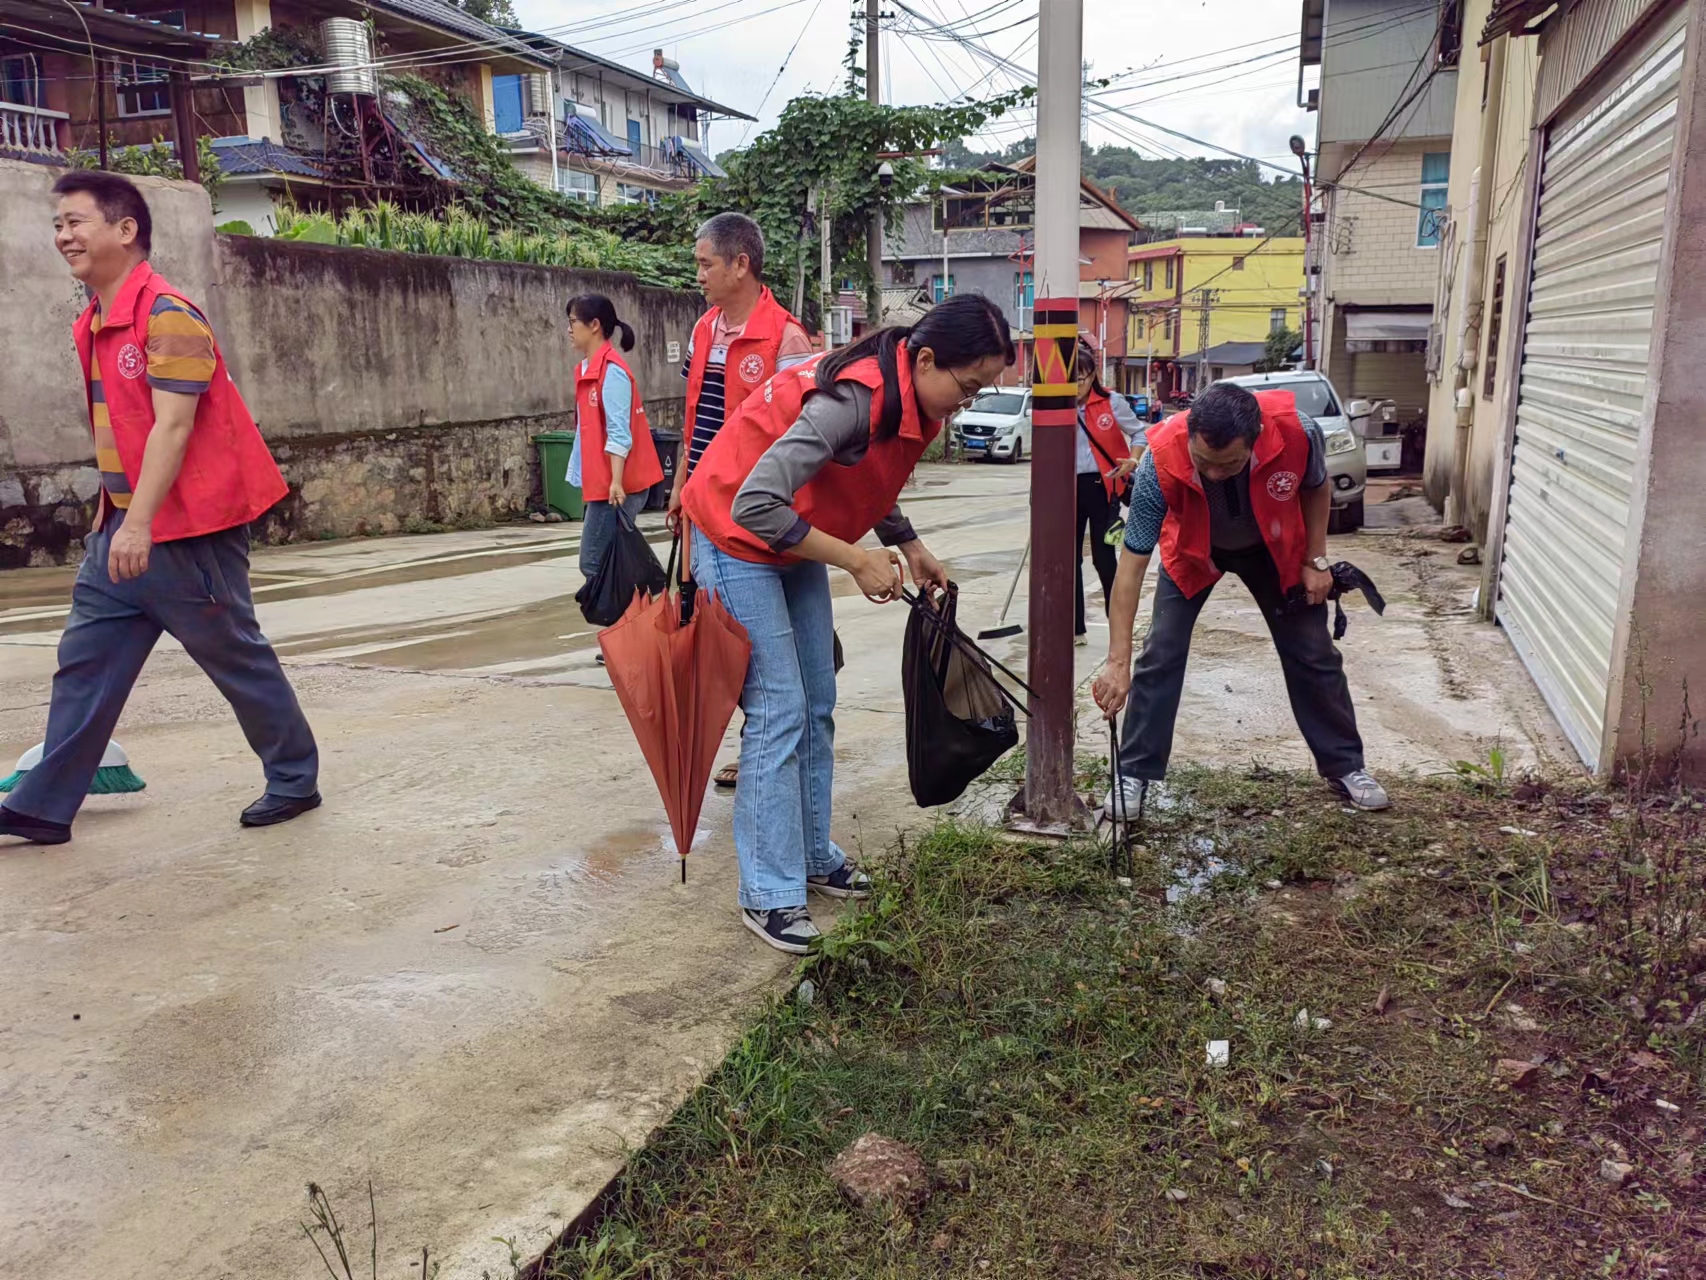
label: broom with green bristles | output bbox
[0,740,146,794]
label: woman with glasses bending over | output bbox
[680,294,1015,954]
[565,293,664,582]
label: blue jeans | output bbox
[578,493,647,577]
[692,529,845,910]
[7,509,319,826]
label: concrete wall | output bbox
[1318,0,1460,144]
[1422,12,1542,532]
[1320,141,1450,305]
[0,159,704,566]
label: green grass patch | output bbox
[538,768,1705,1280]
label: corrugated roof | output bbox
[1198,341,1269,366]
[366,0,546,66]
[1481,0,1558,42]
[209,135,324,178]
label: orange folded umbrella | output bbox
[599,532,750,881]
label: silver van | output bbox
[1221,371,1368,532]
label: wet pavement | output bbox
[0,461,1569,1280]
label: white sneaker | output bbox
[1102,775,1148,821]
[1074,632,1089,647]
[743,905,821,954]
[1332,769,1391,811]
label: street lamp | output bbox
[1290,133,1315,370]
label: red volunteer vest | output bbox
[683,287,798,467]
[1080,389,1132,501]
[73,261,286,542]
[575,342,664,503]
[682,350,941,566]
[1150,389,1312,599]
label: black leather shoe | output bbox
[240,791,322,827]
[0,805,72,845]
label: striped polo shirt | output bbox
[680,313,813,474]
[89,294,218,513]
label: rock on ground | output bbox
[828,1134,931,1212]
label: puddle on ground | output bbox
[1165,836,1232,903]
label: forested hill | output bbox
[943,138,1306,237]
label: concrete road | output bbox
[0,463,1568,1279]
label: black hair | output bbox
[695,212,766,279]
[52,169,152,254]
[1075,337,1109,399]
[566,293,635,352]
[1187,381,1263,449]
[815,293,1014,440]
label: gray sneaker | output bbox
[1102,775,1149,821]
[1333,769,1391,811]
[743,905,821,954]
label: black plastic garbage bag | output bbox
[902,584,1032,808]
[1278,560,1387,639]
[576,507,668,626]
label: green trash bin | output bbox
[532,431,584,520]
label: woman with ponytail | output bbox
[680,293,1014,953]
[565,294,664,580]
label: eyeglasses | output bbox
[951,373,983,407]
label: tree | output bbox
[604,89,1032,331]
[1254,327,1302,372]
[445,0,518,28]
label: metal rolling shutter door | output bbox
[1495,12,1684,767]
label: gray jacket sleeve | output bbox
[731,383,918,551]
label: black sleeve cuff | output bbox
[877,521,918,547]
[771,516,812,551]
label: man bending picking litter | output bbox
[1092,382,1388,815]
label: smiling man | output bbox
[1092,381,1388,815]
[0,171,319,846]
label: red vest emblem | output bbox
[1265,470,1300,501]
[116,343,145,379]
[738,352,767,384]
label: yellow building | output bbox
[1124,236,1306,400]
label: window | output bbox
[1270,307,1288,333]
[627,118,643,153]
[1211,366,1225,382]
[1163,257,1175,290]
[1163,310,1174,342]
[615,183,657,206]
[1483,254,1507,399]
[1233,256,1246,271]
[1437,0,1464,67]
[932,274,954,303]
[1,53,41,106]
[557,168,598,205]
[1418,152,1450,246]
[492,74,525,133]
[1142,260,1153,290]
[114,10,181,118]
[1014,270,1033,329]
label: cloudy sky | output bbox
[507,0,1317,171]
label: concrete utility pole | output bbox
[1021,0,1085,831]
[821,184,835,351]
[1195,288,1215,392]
[866,0,883,326]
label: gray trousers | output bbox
[7,510,318,826]
[1116,545,1364,782]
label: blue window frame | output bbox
[492,74,525,133]
[1418,152,1450,247]
[627,118,643,152]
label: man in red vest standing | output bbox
[667,211,812,789]
[0,172,319,846]
[1092,382,1388,815]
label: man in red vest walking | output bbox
[1092,381,1388,814]
[0,172,319,845]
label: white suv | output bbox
[952,388,1032,463]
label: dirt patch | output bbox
[528,767,1706,1280]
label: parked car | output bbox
[953,387,1032,463]
[1219,370,1367,532]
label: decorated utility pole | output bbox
[1020,0,1085,831]
[866,0,883,326]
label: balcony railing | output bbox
[0,101,70,160]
